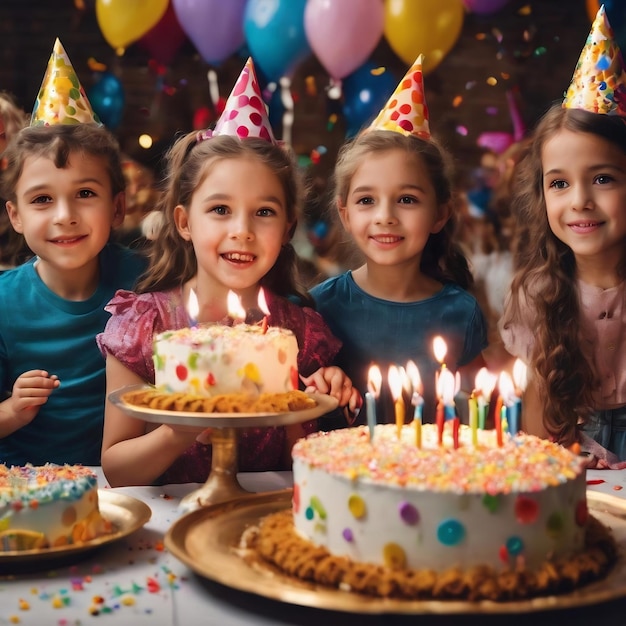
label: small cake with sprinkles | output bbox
[251,424,616,601]
[153,324,299,398]
[0,464,113,551]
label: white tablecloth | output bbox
[0,469,625,626]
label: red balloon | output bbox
[138,2,187,66]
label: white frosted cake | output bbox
[292,424,586,572]
[251,423,616,600]
[0,464,113,550]
[153,324,299,397]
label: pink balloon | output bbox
[463,0,511,15]
[304,0,384,80]
[477,131,514,155]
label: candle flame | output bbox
[367,364,382,398]
[257,288,270,316]
[227,290,246,321]
[498,371,515,403]
[512,359,528,392]
[438,368,456,405]
[475,367,497,398]
[433,336,447,364]
[187,288,199,323]
[388,365,402,401]
[405,360,423,395]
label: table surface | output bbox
[0,468,624,626]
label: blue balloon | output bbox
[342,62,398,138]
[89,72,125,130]
[244,0,311,82]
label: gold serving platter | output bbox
[165,489,626,615]
[109,385,339,428]
[0,490,151,571]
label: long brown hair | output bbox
[502,104,626,446]
[135,133,312,305]
[333,130,473,289]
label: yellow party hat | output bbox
[367,54,430,139]
[563,5,626,116]
[31,38,101,126]
[198,58,276,144]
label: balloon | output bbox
[342,62,398,137]
[96,0,168,51]
[172,0,247,65]
[463,0,511,15]
[384,0,465,75]
[137,2,187,66]
[586,0,626,51]
[476,131,514,155]
[89,72,125,130]
[244,0,311,82]
[304,0,384,80]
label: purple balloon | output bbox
[477,131,514,155]
[463,0,511,15]
[172,0,247,65]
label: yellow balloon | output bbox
[96,0,168,52]
[384,0,465,74]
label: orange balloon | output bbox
[586,0,600,22]
[96,0,168,52]
[384,0,465,74]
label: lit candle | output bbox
[227,290,246,323]
[187,287,199,327]
[437,368,456,447]
[388,365,405,440]
[366,365,382,443]
[510,359,528,435]
[499,371,515,436]
[433,335,447,389]
[494,394,503,446]
[257,288,269,334]
[475,367,496,430]
[405,360,423,448]
[468,392,478,447]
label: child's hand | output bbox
[10,370,60,425]
[300,367,362,415]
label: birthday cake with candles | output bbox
[0,464,113,551]
[122,324,315,413]
[249,424,616,601]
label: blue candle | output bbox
[365,392,376,443]
[507,398,521,435]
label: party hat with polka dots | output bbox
[367,54,430,139]
[201,57,276,143]
[563,5,626,116]
[31,38,101,126]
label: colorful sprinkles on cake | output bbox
[292,424,585,495]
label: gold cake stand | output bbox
[108,385,338,511]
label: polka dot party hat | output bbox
[366,54,430,139]
[203,57,276,143]
[563,5,626,116]
[31,38,101,126]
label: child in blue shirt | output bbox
[0,41,146,465]
[311,56,487,426]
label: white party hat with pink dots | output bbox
[367,54,430,139]
[200,58,276,143]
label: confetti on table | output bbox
[587,479,605,485]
